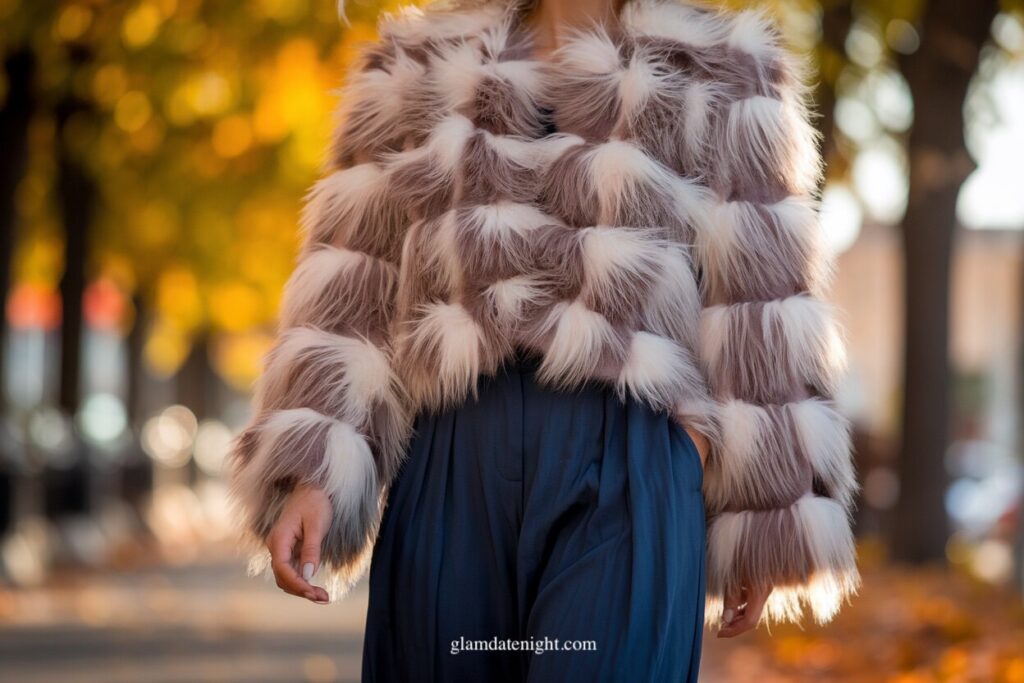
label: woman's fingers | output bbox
[299,513,329,604]
[717,584,771,638]
[267,513,313,599]
[718,586,745,634]
[267,486,333,603]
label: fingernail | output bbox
[302,562,314,581]
[723,609,735,624]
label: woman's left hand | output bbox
[682,424,768,637]
[717,584,772,638]
[684,426,709,468]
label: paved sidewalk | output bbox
[0,558,368,683]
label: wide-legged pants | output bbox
[362,352,706,682]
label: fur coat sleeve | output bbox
[226,42,415,596]
[686,13,860,625]
[227,0,859,623]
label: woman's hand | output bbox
[266,484,332,604]
[717,584,772,638]
[684,426,709,468]
[680,425,768,637]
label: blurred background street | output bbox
[0,550,367,683]
[1,0,1024,680]
[2,545,1021,683]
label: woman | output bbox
[228,0,859,679]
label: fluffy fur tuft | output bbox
[617,331,705,411]
[485,274,551,325]
[696,196,831,304]
[705,494,860,626]
[302,164,405,262]
[791,398,858,510]
[642,243,703,349]
[279,247,398,338]
[395,301,490,408]
[329,47,431,166]
[256,328,391,424]
[706,398,855,512]
[621,0,730,48]
[535,300,627,388]
[699,294,848,403]
[578,226,668,319]
[723,95,823,202]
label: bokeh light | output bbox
[142,405,198,468]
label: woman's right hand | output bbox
[266,484,332,603]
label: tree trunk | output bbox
[177,332,213,422]
[816,0,853,180]
[126,294,147,427]
[0,50,35,535]
[0,50,35,413]
[121,295,153,507]
[50,46,97,521]
[56,93,94,415]
[177,333,215,485]
[891,0,998,563]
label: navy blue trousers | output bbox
[362,353,706,682]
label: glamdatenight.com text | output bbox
[449,637,597,656]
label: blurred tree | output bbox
[0,50,35,413]
[891,0,1000,563]
[55,45,96,417]
[814,0,853,179]
[748,0,1021,566]
[782,0,1014,563]
[53,43,99,521]
[1,0,394,391]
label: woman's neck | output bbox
[523,0,624,58]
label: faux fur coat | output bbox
[229,0,860,626]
